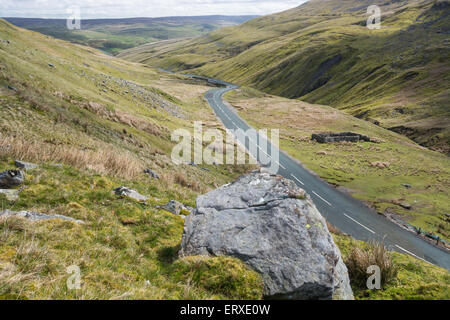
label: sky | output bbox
[0,0,307,19]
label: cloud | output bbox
[0,0,306,18]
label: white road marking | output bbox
[343,213,376,234]
[312,191,332,206]
[275,161,286,170]
[290,174,304,185]
[395,245,433,265]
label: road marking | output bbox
[395,245,432,265]
[290,174,304,185]
[275,161,286,170]
[312,191,332,206]
[343,213,376,234]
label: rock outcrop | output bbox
[0,210,84,223]
[180,171,354,300]
[0,170,24,189]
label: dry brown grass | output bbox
[0,136,144,178]
[345,240,398,289]
[326,221,342,235]
[173,172,202,192]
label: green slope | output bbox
[4,16,257,55]
[120,0,450,153]
[0,18,261,299]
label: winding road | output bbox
[164,69,450,270]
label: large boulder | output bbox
[0,170,24,189]
[180,171,354,300]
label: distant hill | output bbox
[3,15,257,55]
[120,0,450,153]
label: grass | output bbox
[345,240,398,289]
[121,0,450,153]
[0,160,262,300]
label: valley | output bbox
[120,0,450,154]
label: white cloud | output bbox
[0,0,307,18]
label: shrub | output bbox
[345,240,398,289]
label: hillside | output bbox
[0,18,261,299]
[4,16,257,55]
[120,0,450,154]
[0,19,448,300]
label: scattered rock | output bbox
[6,85,17,91]
[0,189,20,201]
[160,200,191,216]
[392,200,412,210]
[180,171,354,300]
[0,210,84,223]
[371,161,390,169]
[0,170,24,189]
[316,151,329,156]
[113,186,148,202]
[144,169,160,179]
[15,160,38,171]
[402,184,412,189]
[312,132,370,144]
[48,63,55,68]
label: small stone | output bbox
[161,200,185,215]
[402,184,412,189]
[144,169,160,179]
[0,210,83,223]
[113,186,148,202]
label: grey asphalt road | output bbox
[162,69,450,270]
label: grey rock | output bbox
[0,170,24,189]
[402,184,412,189]
[0,210,84,223]
[15,160,38,171]
[114,186,148,202]
[0,189,20,201]
[144,169,160,179]
[180,171,354,300]
[161,200,188,216]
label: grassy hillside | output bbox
[0,19,447,300]
[0,18,261,299]
[4,16,257,55]
[120,0,450,153]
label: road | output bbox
[162,69,450,270]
